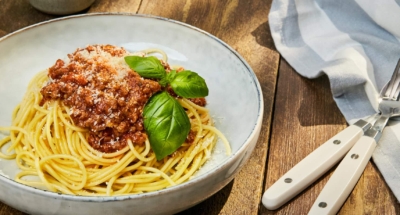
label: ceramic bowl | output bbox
[29,0,95,15]
[0,14,263,215]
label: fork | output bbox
[308,59,400,214]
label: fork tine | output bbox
[393,82,400,101]
[389,59,400,99]
[389,59,400,100]
[382,58,400,100]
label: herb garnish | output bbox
[124,56,166,80]
[143,91,191,160]
[124,55,209,160]
[169,70,208,98]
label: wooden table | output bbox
[1,0,399,214]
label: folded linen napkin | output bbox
[269,0,400,201]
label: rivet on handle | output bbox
[333,140,341,145]
[284,178,292,183]
[351,154,359,159]
[318,202,327,208]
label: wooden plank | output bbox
[89,0,141,13]
[0,0,56,36]
[262,59,400,214]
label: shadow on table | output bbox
[176,179,234,215]
[297,74,346,126]
[251,20,277,52]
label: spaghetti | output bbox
[0,45,230,196]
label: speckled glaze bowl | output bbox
[0,14,263,215]
[29,0,95,15]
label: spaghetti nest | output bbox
[0,68,230,196]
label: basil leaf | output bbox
[159,70,177,87]
[166,70,177,82]
[169,70,208,98]
[124,56,166,79]
[143,91,191,160]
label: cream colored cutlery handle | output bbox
[308,136,376,215]
[262,125,363,210]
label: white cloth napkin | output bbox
[269,0,400,201]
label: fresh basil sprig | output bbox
[124,56,166,79]
[143,91,191,160]
[169,70,208,98]
[124,55,209,160]
[125,56,208,97]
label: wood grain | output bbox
[89,0,141,13]
[262,59,400,215]
[0,0,56,36]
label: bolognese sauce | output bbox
[40,44,206,154]
[40,45,161,153]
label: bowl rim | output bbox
[0,12,264,202]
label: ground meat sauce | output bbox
[40,44,206,153]
[40,45,162,153]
